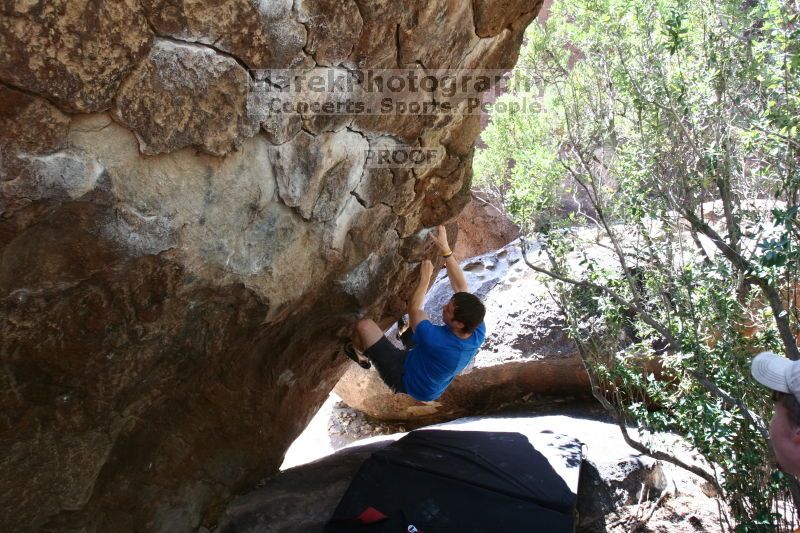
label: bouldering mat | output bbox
[324,427,582,532]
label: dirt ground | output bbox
[581,494,725,533]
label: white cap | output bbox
[751,351,800,402]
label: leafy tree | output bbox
[475,0,800,529]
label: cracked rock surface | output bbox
[115,39,260,156]
[140,0,310,70]
[0,0,153,112]
[0,1,543,530]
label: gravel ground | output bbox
[280,393,408,470]
[589,494,724,533]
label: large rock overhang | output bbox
[0,0,544,530]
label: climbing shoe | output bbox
[396,315,409,340]
[344,342,371,369]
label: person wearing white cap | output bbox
[751,351,800,476]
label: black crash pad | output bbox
[324,429,580,532]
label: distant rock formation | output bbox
[0,0,544,530]
[454,189,519,259]
[335,240,591,423]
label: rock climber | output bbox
[344,224,486,402]
[751,351,800,476]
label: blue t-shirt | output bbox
[402,320,486,401]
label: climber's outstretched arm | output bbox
[408,259,434,330]
[429,225,468,293]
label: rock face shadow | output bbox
[576,460,612,533]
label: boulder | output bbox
[0,1,545,531]
[334,240,592,423]
[217,440,392,533]
[453,189,519,259]
[473,0,547,37]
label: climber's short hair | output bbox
[774,391,800,427]
[451,292,485,334]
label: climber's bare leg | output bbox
[353,318,384,353]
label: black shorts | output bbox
[364,336,408,394]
